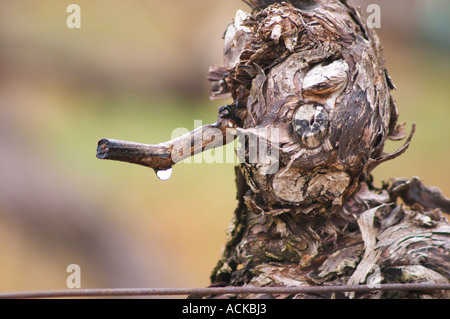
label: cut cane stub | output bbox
[292,104,329,149]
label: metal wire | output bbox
[1,283,449,299]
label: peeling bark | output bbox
[96,0,450,299]
[210,177,450,299]
[206,0,449,299]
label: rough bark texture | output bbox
[97,0,450,299]
[206,0,449,299]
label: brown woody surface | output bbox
[97,0,450,298]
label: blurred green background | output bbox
[0,0,448,293]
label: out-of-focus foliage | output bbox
[0,0,448,293]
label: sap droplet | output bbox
[156,168,173,181]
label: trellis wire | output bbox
[1,283,449,298]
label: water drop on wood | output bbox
[156,168,173,181]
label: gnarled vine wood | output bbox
[97,0,449,299]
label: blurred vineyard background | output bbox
[0,0,448,293]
